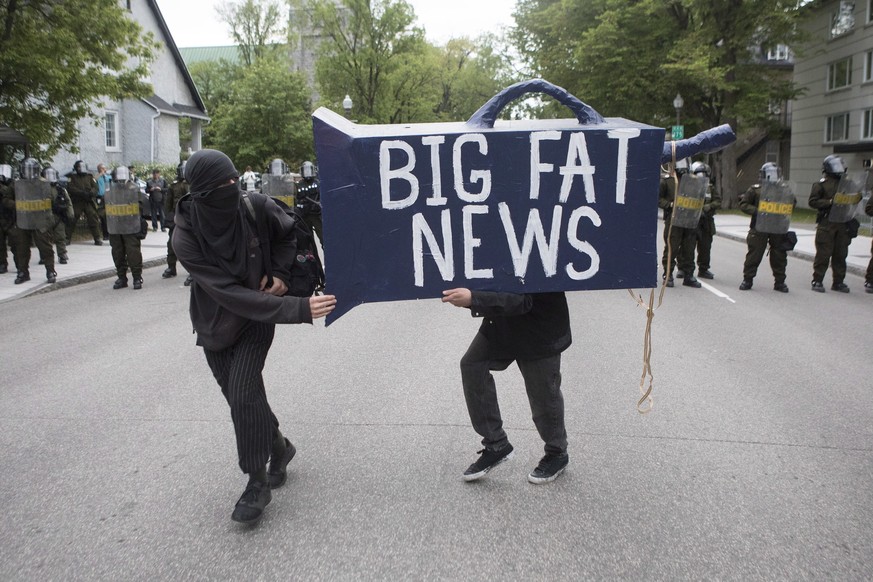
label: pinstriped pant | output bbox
[203,321,280,474]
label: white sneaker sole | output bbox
[462,450,514,482]
[527,465,567,484]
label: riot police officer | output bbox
[658,168,701,288]
[0,164,14,274]
[738,163,795,292]
[107,166,144,290]
[809,155,852,292]
[297,161,322,248]
[42,167,74,264]
[865,191,873,294]
[691,161,721,279]
[65,160,103,246]
[12,158,56,284]
[162,161,189,279]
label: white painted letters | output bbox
[529,131,561,200]
[380,140,419,210]
[498,202,563,278]
[559,132,596,204]
[421,135,446,206]
[412,210,454,287]
[607,128,641,204]
[453,133,491,203]
[462,205,493,279]
[566,206,601,280]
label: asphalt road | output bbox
[1,234,871,581]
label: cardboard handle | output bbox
[467,78,605,128]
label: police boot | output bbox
[14,271,30,284]
[675,269,685,279]
[162,267,177,278]
[811,280,825,293]
[46,270,56,284]
[38,258,44,265]
[133,276,143,290]
[662,273,674,288]
[184,275,193,286]
[58,254,68,264]
[773,282,789,293]
[739,279,753,291]
[0,264,7,274]
[93,239,103,246]
[698,269,714,279]
[682,276,702,288]
[831,282,849,293]
[865,282,873,294]
[113,277,128,290]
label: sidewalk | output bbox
[713,214,871,278]
[0,229,172,303]
[2,215,870,303]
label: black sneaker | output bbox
[528,453,569,484]
[698,269,714,279]
[831,282,849,293]
[113,277,128,290]
[739,279,753,291]
[268,438,297,489]
[231,479,272,524]
[463,444,514,482]
[682,276,702,288]
[162,267,177,278]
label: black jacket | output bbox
[173,192,311,351]
[470,291,571,360]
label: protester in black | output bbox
[442,288,572,484]
[173,149,336,524]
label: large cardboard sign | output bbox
[313,79,735,324]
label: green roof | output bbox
[179,45,242,65]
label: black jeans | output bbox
[149,197,164,230]
[203,322,281,474]
[460,332,567,455]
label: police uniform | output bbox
[66,167,103,245]
[162,178,188,278]
[49,182,74,263]
[107,172,145,290]
[864,194,873,293]
[297,178,322,247]
[695,181,722,277]
[738,184,794,291]
[658,175,698,286]
[12,178,56,284]
[809,174,851,291]
[0,180,16,274]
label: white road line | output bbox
[700,281,736,303]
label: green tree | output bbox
[208,55,313,170]
[218,0,288,67]
[187,59,244,147]
[512,0,803,206]
[0,0,158,160]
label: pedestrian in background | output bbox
[241,165,257,193]
[96,163,111,240]
[146,168,167,232]
[173,149,336,525]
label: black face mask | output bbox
[190,181,248,279]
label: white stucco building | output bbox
[50,0,209,174]
[789,0,873,205]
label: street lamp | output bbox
[673,93,684,127]
[343,94,353,118]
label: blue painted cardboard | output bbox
[313,80,734,324]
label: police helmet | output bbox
[268,158,288,176]
[759,162,780,183]
[42,166,59,184]
[111,166,130,182]
[176,161,187,180]
[0,164,12,182]
[690,161,711,177]
[301,161,316,180]
[19,158,41,180]
[74,160,87,174]
[822,155,846,176]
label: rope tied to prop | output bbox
[626,142,679,414]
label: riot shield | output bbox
[106,181,142,235]
[827,173,863,223]
[14,179,52,231]
[670,173,708,229]
[755,181,794,234]
[262,174,297,208]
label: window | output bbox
[826,113,850,142]
[827,57,853,90]
[865,50,873,83]
[767,44,789,61]
[863,109,873,140]
[105,111,120,150]
[868,0,872,24]
[831,1,855,38]
[765,141,780,164]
